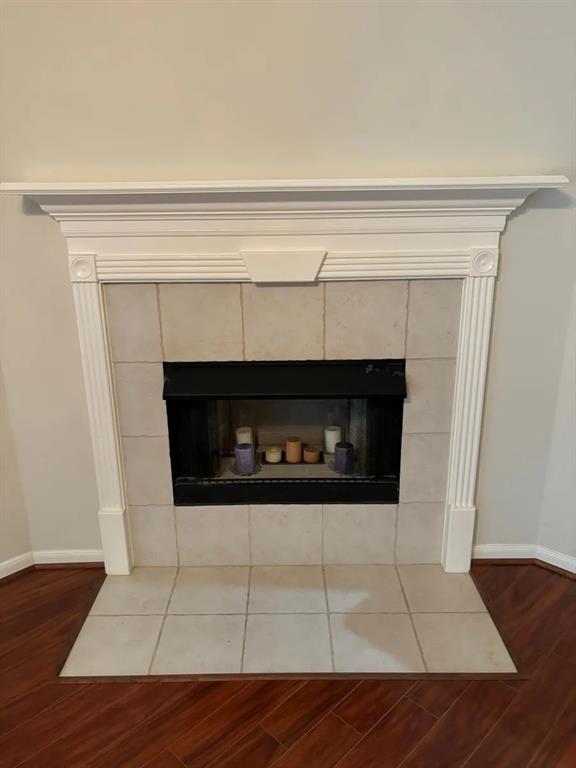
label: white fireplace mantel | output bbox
[3,176,568,574]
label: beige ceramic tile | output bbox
[104,284,162,362]
[175,506,250,565]
[250,505,322,565]
[325,565,407,613]
[168,567,249,614]
[89,567,176,615]
[403,359,456,433]
[398,564,487,612]
[242,284,323,360]
[325,281,408,359]
[324,505,396,564]
[151,614,245,674]
[158,284,243,361]
[399,434,450,502]
[130,506,178,566]
[413,613,516,672]
[243,613,332,672]
[249,566,326,613]
[406,279,462,358]
[113,363,167,436]
[330,613,425,672]
[60,615,163,676]
[122,437,173,505]
[395,503,444,564]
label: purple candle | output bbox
[234,443,255,475]
[334,441,354,475]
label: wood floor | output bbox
[0,562,574,768]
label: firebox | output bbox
[163,359,406,505]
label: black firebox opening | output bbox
[164,360,405,505]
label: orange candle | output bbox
[285,437,302,463]
[303,447,320,464]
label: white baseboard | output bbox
[0,552,35,579]
[473,544,576,574]
[534,545,576,574]
[0,549,104,579]
[33,549,104,565]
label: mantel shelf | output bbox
[0,175,568,197]
[1,175,568,247]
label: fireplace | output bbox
[164,359,406,505]
[11,175,566,572]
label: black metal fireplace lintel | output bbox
[163,359,406,400]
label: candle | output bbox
[234,443,255,475]
[303,447,320,464]
[334,441,354,474]
[265,446,282,464]
[285,436,302,464]
[324,425,342,454]
[235,426,253,445]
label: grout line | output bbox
[403,280,411,358]
[146,569,178,674]
[399,430,453,436]
[240,565,252,673]
[172,506,181,568]
[155,284,166,360]
[322,565,336,672]
[393,503,399,565]
[321,504,325,565]
[124,560,444,567]
[247,505,253,566]
[112,360,166,365]
[395,564,429,672]
[322,281,327,359]
[90,610,421,616]
[122,434,169,439]
[239,283,247,361]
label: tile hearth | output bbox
[61,565,516,676]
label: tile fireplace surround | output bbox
[5,175,568,577]
[104,279,460,567]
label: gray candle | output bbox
[334,441,354,474]
[234,443,255,475]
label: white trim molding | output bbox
[0,549,104,580]
[0,552,35,580]
[2,176,567,575]
[473,544,576,575]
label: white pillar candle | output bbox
[324,425,342,454]
[265,446,282,463]
[235,426,253,445]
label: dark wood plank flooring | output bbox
[0,562,574,767]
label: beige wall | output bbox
[0,194,101,553]
[1,0,575,560]
[0,363,31,561]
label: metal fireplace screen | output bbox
[163,360,406,505]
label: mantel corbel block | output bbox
[241,250,326,283]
